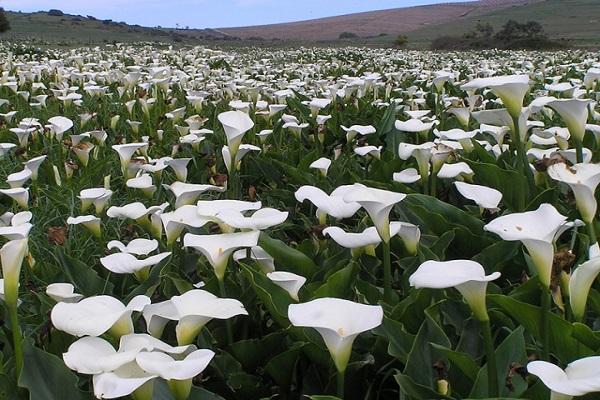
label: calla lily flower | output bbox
[108,239,159,256]
[354,146,382,160]
[100,252,171,281]
[46,283,83,303]
[0,188,29,209]
[215,208,288,231]
[484,204,568,289]
[528,357,600,400]
[410,260,500,321]
[183,231,260,281]
[454,182,503,211]
[67,215,102,238]
[165,158,192,182]
[222,144,260,174]
[547,99,591,143]
[233,246,275,273]
[547,162,600,224]
[142,289,248,345]
[159,205,212,245]
[569,256,600,321]
[461,75,530,118]
[127,174,156,198]
[7,169,32,188]
[267,271,306,301]
[51,295,150,338]
[1,238,28,301]
[295,185,361,224]
[309,157,332,177]
[288,298,383,373]
[218,110,254,157]
[395,119,437,133]
[112,143,148,175]
[393,168,422,184]
[341,125,376,142]
[136,349,215,400]
[93,362,155,400]
[323,226,382,253]
[343,185,406,243]
[166,181,225,208]
[79,188,113,214]
[48,116,74,140]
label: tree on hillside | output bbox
[0,8,11,33]
[394,35,408,48]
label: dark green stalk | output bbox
[337,370,345,398]
[540,287,551,361]
[480,319,498,397]
[218,278,234,345]
[382,241,392,303]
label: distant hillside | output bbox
[219,0,540,41]
[403,0,600,47]
[2,11,230,45]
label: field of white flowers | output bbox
[0,43,600,400]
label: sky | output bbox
[2,0,466,28]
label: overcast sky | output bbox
[3,0,466,28]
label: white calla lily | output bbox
[142,289,248,345]
[288,298,383,373]
[528,357,600,400]
[51,295,151,338]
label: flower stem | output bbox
[540,286,551,361]
[511,116,534,205]
[575,139,584,164]
[480,319,498,397]
[587,222,598,249]
[6,298,23,380]
[337,369,345,398]
[382,241,393,303]
[218,278,234,345]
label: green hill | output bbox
[403,0,600,47]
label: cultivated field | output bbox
[0,43,600,400]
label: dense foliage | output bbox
[0,44,599,400]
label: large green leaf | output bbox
[312,263,358,299]
[239,263,294,328]
[401,194,491,257]
[465,159,528,211]
[258,233,318,278]
[469,327,528,398]
[55,248,113,296]
[489,295,594,363]
[19,342,87,400]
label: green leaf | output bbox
[430,344,479,382]
[373,316,415,363]
[489,295,594,363]
[402,194,491,257]
[239,263,294,328]
[264,341,305,389]
[55,248,113,296]
[404,308,451,387]
[469,327,528,398]
[19,342,87,400]
[395,373,452,399]
[312,263,358,299]
[258,232,318,277]
[465,159,528,211]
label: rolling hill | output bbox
[218,0,540,41]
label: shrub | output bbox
[0,8,10,33]
[339,32,358,39]
[395,35,408,48]
[48,9,64,17]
